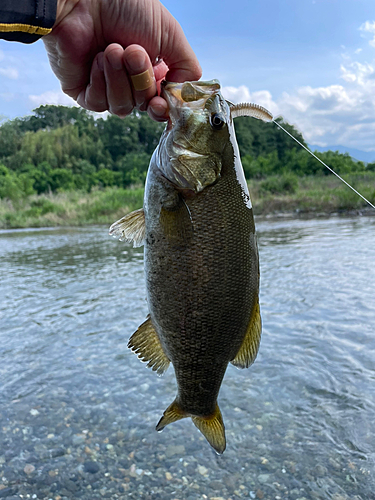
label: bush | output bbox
[27,197,61,216]
[96,168,122,187]
[50,168,75,191]
[259,173,299,195]
[0,164,31,200]
[242,151,279,179]
[116,153,150,187]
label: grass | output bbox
[1,172,374,229]
[0,187,144,229]
[250,172,375,215]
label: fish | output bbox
[109,80,272,454]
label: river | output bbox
[0,216,374,500]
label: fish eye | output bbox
[210,113,225,130]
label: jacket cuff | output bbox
[0,0,57,43]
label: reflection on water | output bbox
[0,217,374,499]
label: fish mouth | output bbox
[161,80,221,127]
[156,80,225,192]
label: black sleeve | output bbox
[0,0,57,44]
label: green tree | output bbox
[116,152,151,186]
[0,164,34,200]
[20,105,95,132]
[0,103,367,201]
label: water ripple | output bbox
[0,218,374,497]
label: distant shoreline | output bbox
[1,173,374,230]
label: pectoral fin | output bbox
[128,316,170,375]
[160,197,193,245]
[231,300,262,369]
[109,208,145,247]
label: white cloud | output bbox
[220,22,375,151]
[222,86,279,117]
[29,90,78,108]
[222,85,251,103]
[224,53,375,151]
[360,20,375,32]
[278,64,375,150]
[0,67,19,80]
[27,90,110,119]
[360,20,375,47]
[340,65,357,82]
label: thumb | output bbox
[159,6,202,83]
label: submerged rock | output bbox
[84,461,100,474]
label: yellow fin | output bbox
[231,300,262,369]
[155,399,188,431]
[192,404,226,455]
[156,401,226,455]
[109,208,145,247]
[128,316,170,375]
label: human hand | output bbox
[43,0,201,121]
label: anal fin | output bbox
[128,316,170,375]
[231,300,262,369]
[109,208,145,247]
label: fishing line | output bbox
[230,102,374,209]
[272,120,375,210]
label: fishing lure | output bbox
[231,103,375,210]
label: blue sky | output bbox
[1,0,375,151]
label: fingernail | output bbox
[106,50,123,71]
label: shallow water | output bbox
[0,217,374,500]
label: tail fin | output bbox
[192,404,226,454]
[155,400,226,454]
[155,399,188,431]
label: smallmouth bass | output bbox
[110,80,272,454]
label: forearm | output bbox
[0,0,57,43]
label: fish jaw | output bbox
[161,80,222,127]
[156,80,231,193]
